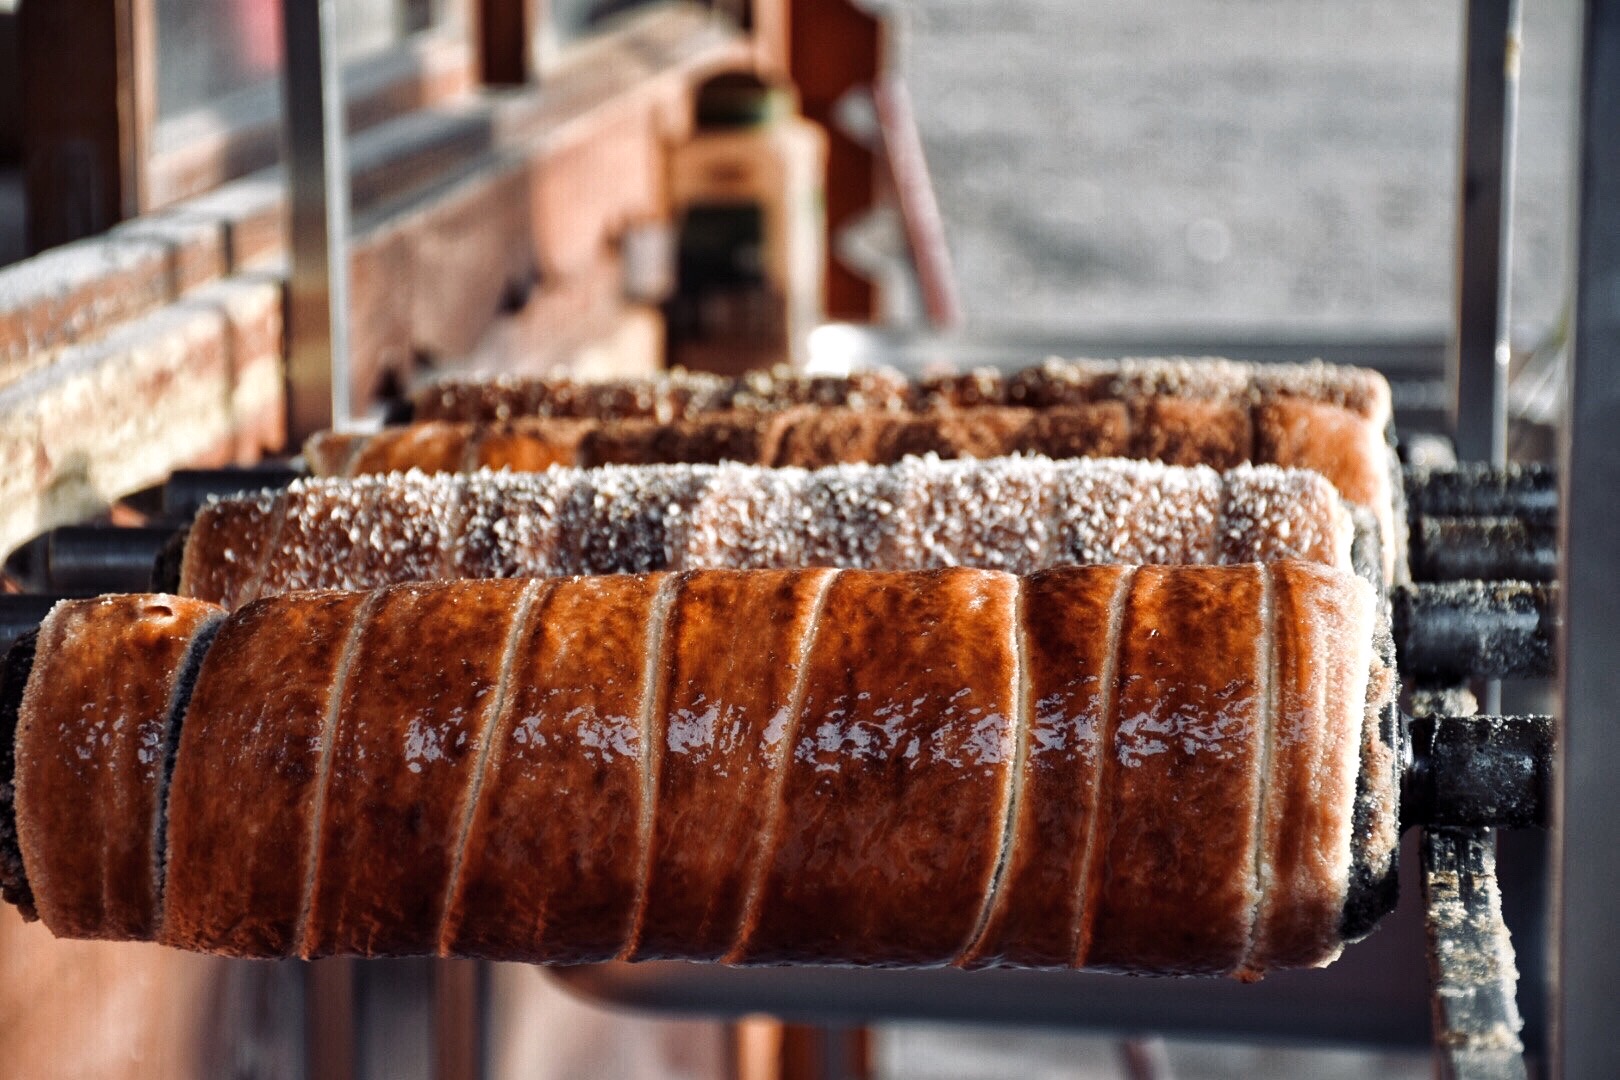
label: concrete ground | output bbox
[892,0,1580,341]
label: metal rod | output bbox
[162,466,304,520]
[282,0,353,444]
[1493,0,1525,469]
[1552,2,1620,1075]
[1393,582,1556,683]
[42,526,179,595]
[0,598,57,656]
[1404,715,1553,830]
[1410,517,1558,583]
[1405,463,1558,523]
[1452,0,1516,463]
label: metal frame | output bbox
[1452,0,1524,465]
[1552,1,1620,1075]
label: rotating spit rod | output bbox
[1404,461,1557,523]
[1402,714,1553,831]
[1392,581,1556,683]
[0,591,1552,834]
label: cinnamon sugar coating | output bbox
[182,458,1353,605]
[415,358,1390,424]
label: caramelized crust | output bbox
[14,597,222,940]
[442,575,668,961]
[162,591,365,955]
[179,491,280,610]
[476,421,590,472]
[632,570,834,960]
[1082,565,1268,976]
[351,424,469,475]
[1245,562,1374,971]
[302,582,526,957]
[737,569,1019,966]
[1127,398,1251,469]
[14,565,1391,976]
[1010,404,1131,459]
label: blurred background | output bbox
[895,0,1578,342]
[0,0,1587,1077]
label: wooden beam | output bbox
[479,0,544,84]
[0,274,285,557]
[19,0,156,252]
[788,0,883,321]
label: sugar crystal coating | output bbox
[183,457,1354,604]
[414,358,1391,424]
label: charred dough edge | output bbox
[0,631,39,919]
[1069,566,1136,966]
[294,589,388,958]
[722,567,838,962]
[435,579,545,954]
[151,613,226,926]
[619,572,684,960]
[958,575,1031,965]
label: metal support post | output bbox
[1453,0,1524,465]
[283,0,354,443]
[1552,1,1620,1075]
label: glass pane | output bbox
[155,0,446,122]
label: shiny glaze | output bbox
[162,591,365,955]
[738,568,1019,966]
[1082,564,1267,976]
[15,596,222,940]
[442,574,666,961]
[18,565,1389,975]
[352,423,468,475]
[1247,562,1372,971]
[303,581,524,957]
[963,566,1127,967]
[633,569,833,960]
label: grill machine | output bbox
[3,1,1618,1078]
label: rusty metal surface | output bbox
[1422,828,1527,1080]
[1393,582,1556,683]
